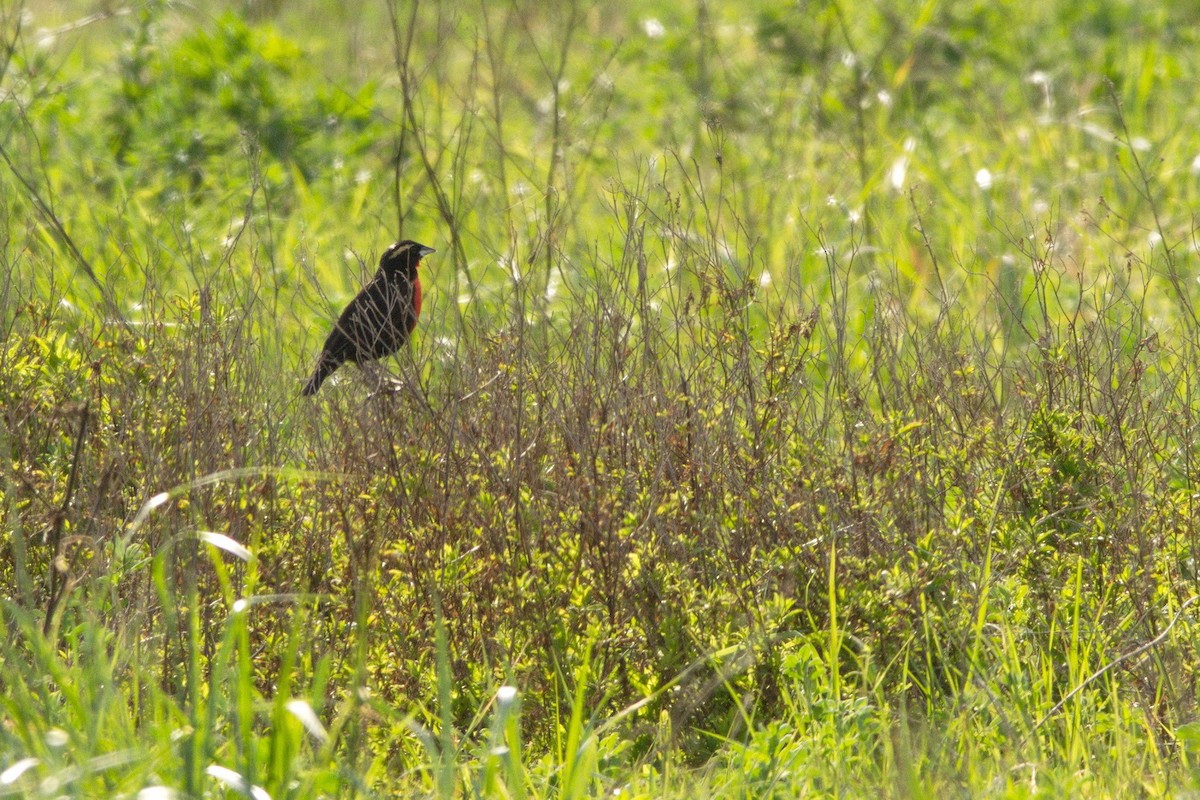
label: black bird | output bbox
[303,240,434,396]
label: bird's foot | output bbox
[367,373,407,398]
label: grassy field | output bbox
[5,0,1200,796]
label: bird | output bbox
[302,239,435,396]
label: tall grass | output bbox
[4,0,1200,796]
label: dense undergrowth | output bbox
[5,0,1200,796]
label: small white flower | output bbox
[975,168,993,191]
[889,157,907,191]
[643,18,665,38]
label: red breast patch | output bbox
[410,278,422,331]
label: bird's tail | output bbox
[302,356,339,396]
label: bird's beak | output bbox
[418,246,436,258]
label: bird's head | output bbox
[380,240,435,274]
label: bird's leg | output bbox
[362,362,406,396]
